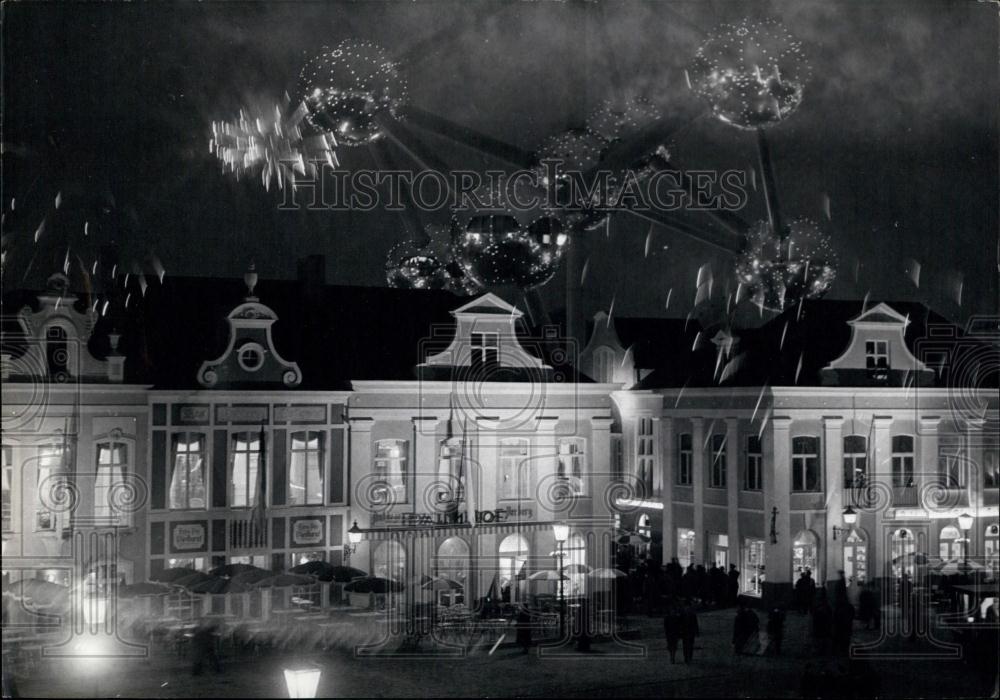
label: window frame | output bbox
[677,433,693,486]
[288,430,325,506]
[374,439,409,504]
[636,418,654,494]
[470,332,500,368]
[230,431,262,509]
[95,439,131,525]
[865,340,890,377]
[2,446,13,533]
[791,436,821,493]
[891,435,915,488]
[744,435,763,491]
[558,437,587,496]
[843,435,868,489]
[35,444,64,531]
[498,437,531,501]
[709,433,727,489]
[169,432,208,511]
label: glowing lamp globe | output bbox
[283,666,321,698]
[347,520,364,547]
[384,241,447,290]
[553,523,570,543]
[735,218,837,312]
[958,513,974,531]
[842,506,858,526]
[451,214,569,289]
[298,40,407,147]
[687,18,811,130]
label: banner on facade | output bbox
[170,521,208,552]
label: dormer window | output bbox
[865,340,889,378]
[237,343,266,372]
[471,332,499,369]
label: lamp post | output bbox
[832,506,858,541]
[553,523,569,637]
[345,521,363,567]
[958,513,974,571]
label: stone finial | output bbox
[244,263,258,299]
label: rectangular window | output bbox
[843,435,868,488]
[709,434,727,488]
[637,418,654,495]
[792,436,821,492]
[938,448,965,489]
[611,434,623,481]
[499,438,530,500]
[865,340,890,377]
[558,438,586,496]
[374,439,408,502]
[231,432,261,508]
[2,446,12,532]
[677,433,693,486]
[35,445,63,531]
[892,435,914,488]
[744,435,762,491]
[438,438,465,503]
[471,332,499,369]
[985,449,999,489]
[289,431,324,506]
[169,433,207,510]
[95,441,130,525]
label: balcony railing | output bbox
[229,518,267,549]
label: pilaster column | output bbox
[412,416,438,513]
[661,417,675,562]
[918,415,941,494]
[691,417,705,565]
[590,417,615,568]
[872,416,893,584]
[651,416,663,498]
[824,416,844,584]
[349,418,374,569]
[764,417,792,604]
[966,419,985,558]
[535,417,559,522]
[726,418,740,569]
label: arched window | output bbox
[95,440,131,525]
[939,525,963,561]
[437,437,464,504]
[843,435,867,488]
[793,530,819,578]
[498,438,530,500]
[374,439,408,502]
[288,431,324,506]
[498,534,529,602]
[892,436,914,487]
[891,527,916,577]
[792,437,821,492]
[843,528,867,584]
[593,346,616,383]
[231,432,261,508]
[373,540,406,582]
[436,537,469,606]
[985,524,999,577]
[677,528,696,568]
[170,433,206,510]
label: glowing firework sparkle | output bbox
[688,18,811,130]
[586,95,663,143]
[735,218,838,312]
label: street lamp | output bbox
[958,513,974,570]
[283,664,321,698]
[345,521,363,566]
[553,523,569,637]
[832,506,858,541]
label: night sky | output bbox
[2,0,997,324]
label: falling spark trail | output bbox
[796,296,804,322]
[665,288,673,310]
[779,321,789,350]
[605,217,611,240]
[692,331,703,352]
[794,352,804,384]
[580,256,590,287]
[55,192,62,209]
[684,311,694,332]
[674,380,689,408]
[748,167,757,191]
[861,291,870,314]
[757,408,772,440]
[751,383,769,423]
[854,259,860,283]
[644,224,654,258]
[607,295,616,328]
[34,218,46,243]
[621,345,634,369]
[904,258,921,288]
[821,193,831,221]
[84,221,89,236]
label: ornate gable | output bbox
[197,267,302,388]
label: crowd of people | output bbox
[625,557,742,615]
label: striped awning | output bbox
[361,520,561,541]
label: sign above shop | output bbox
[892,507,998,520]
[170,522,207,552]
[372,506,534,528]
[291,517,326,546]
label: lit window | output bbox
[709,434,726,488]
[471,332,499,369]
[892,435,914,488]
[677,433,693,486]
[985,449,999,489]
[792,436,821,492]
[499,438,530,500]
[637,419,654,494]
[35,445,64,531]
[374,439,408,502]
[231,432,262,508]
[437,437,465,503]
[289,431,323,506]
[2,446,12,532]
[843,435,867,488]
[938,447,965,489]
[169,433,207,510]
[865,340,889,378]
[558,438,586,496]
[95,441,130,525]
[744,435,762,491]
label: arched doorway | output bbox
[843,528,868,585]
[793,530,819,579]
[498,534,529,603]
[986,524,999,579]
[436,537,469,606]
[938,525,963,561]
[891,528,916,577]
[373,540,406,581]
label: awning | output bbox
[362,520,561,541]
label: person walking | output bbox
[662,598,684,663]
[811,593,833,656]
[766,607,786,656]
[795,570,816,614]
[727,564,740,607]
[680,599,700,664]
[733,601,759,655]
[832,599,855,656]
[515,607,533,654]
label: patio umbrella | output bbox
[118,582,173,598]
[188,577,250,595]
[344,576,404,594]
[617,532,650,546]
[892,551,931,566]
[407,574,434,587]
[254,573,316,588]
[209,563,265,578]
[939,560,987,576]
[325,566,368,583]
[562,563,592,575]
[587,568,627,579]
[173,572,216,589]
[528,570,568,581]
[422,577,462,591]
[231,569,274,586]
[149,567,198,584]
[289,561,336,579]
